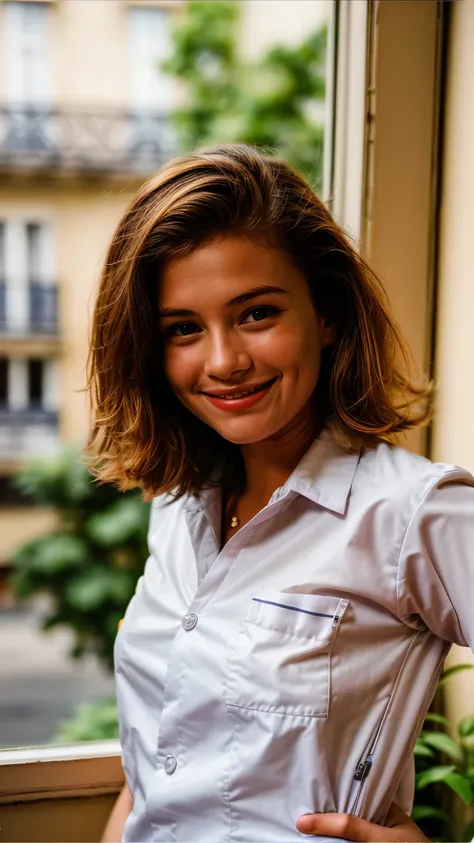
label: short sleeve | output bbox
[397,468,474,647]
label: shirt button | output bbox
[182,612,198,631]
[164,754,177,775]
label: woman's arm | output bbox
[101,781,133,843]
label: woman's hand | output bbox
[296,802,430,841]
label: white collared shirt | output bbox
[115,429,474,842]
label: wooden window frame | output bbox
[0,1,446,836]
[0,741,123,804]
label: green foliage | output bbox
[53,697,119,743]
[413,664,474,840]
[10,447,149,671]
[162,0,326,187]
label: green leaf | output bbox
[462,819,474,842]
[12,534,88,575]
[7,443,146,673]
[161,0,326,183]
[424,712,450,727]
[9,567,38,597]
[444,772,473,805]
[415,765,456,790]
[413,742,435,758]
[420,731,464,763]
[410,805,451,823]
[65,568,134,612]
[87,497,149,547]
[459,716,474,738]
[440,664,474,684]
[13,446,93,507]
[52,697,119,743]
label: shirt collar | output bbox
[280,426,361,515]
[183,427,361,517]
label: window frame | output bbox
[0,741,123,804]
[0,0,447,823]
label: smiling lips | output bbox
[201,377,277,411]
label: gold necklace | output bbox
[224,490,240,529]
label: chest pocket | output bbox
[225,590,348,718]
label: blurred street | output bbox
[0,601,115,749]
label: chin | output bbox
[213,422,280,446]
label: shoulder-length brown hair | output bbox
[86,143,430,498]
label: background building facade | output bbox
[0,0,328,566]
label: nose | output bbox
[203,329,251,381]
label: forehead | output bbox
[158,235,303,304]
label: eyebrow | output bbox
[157,285,287,319]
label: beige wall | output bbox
[0,0,179,109]
[0,793,116,842]
[0,182,136,562]
[432,0,474,472]
[240,0,329,61]
[53,1,128,109]
[56,187,135,441]
[0,0,334,565]
[431,0,474,728]
[0,508,58,563]
[0,185,137,442]
[355,0,441,457]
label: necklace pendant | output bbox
[230,515,239,528]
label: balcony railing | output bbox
[0,282,59,337]
[0,106,176,175]
[0,408,59,461]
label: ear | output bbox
[320,318,336,349]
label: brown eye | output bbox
[168,322,199,337]
[241,306,281,324]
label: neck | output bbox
[240,404,319,507]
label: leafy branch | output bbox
[162,0,326,187]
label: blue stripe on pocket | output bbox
[252,597,336,620]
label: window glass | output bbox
[4,1,51,105]
[0,0,330,751]
[0,358,8,405]
[26,222,41,281]
[128,6,173,111]
[0,222,4,278]
[27,359,43,406]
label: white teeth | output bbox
[205,380,274,400]
[221,384,265,400]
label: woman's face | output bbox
[158,235,334,445]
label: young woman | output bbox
[90,144,474,843]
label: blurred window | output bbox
[27,359,43,407]
[26,222,42,281]
[0,222,5,279]
[128,6,173,112]
[0,358,8,406]
[4,2,52,106]
[0,219,56,332]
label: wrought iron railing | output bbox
[0,106,176,174]
[0,282,59,336]
[0,408,58,425]
[0,408,59,460]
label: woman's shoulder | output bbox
[357,439,474,504]
[145,491,194,554]
[147,487,214,530]
[149,490,190,520]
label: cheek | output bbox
[268,323,322,376]
[162,348,196,394]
